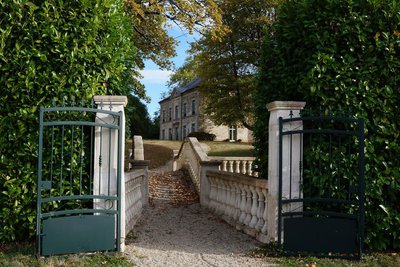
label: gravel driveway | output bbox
[124,169,273,267]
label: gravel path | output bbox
[125,168,273,267]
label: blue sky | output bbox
[139,27,198,118]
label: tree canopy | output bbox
[254,0,400,250]
[125,0,227,70]
[173,0,281,130]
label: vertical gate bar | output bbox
[99,126,103,195]
[347,135,352,200]
[70,125,75,193]
[108,126,112,196]
[289,133,292,200]
[50,126,55,196]
[60,125,65,195]
[358,118,365,257]
[116,114,122,252]
[318,121,322,197]
[278,117,283,246]
[329,134,332,198]
[309,132,312,198]
[36,107,44,256]
[89,125,94,193]
[79,125,84,195]
[299,132,303,199]
[338,136,342,192]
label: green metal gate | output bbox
[36,102,123,256]
[278,112,365,259]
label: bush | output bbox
[187,131,216,141]
[254,0,400,250]
[0,0,137,242]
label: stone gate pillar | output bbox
[266,101,306,242]
[93,95,128,251]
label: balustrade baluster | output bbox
[249,186,258,228]
[239,184,247,224]
[228,181,236,219]
[228,161,234,172]
[217,179,224,215]
[221,179,228,215]
[233,183,241,221]
[261,188,268,234]
[209,178,217,211]
[244,185,252,226]
[222,160,228,172]
[242,161,247,174]
[235,161,240,173]
[247,161,253,176]
[255,187,265,231]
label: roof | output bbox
[159,78,202,103]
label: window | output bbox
[183,103,187,117]
[229,126,237,141]
[168,128,172,140]
[175,127,179,140]
[175,105,179,120]
[183,125,187,138]
[162,129,165,140]
[162,110,166,122]
[191,123,196,133]
[168,107,172,121]
[191,99,196,115]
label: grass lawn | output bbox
[204,141,254,157]
[0,242,132,267]
[250,243,400,267]
[128,139,255,169]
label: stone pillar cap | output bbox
[266,101,306,112]
[93,95,128,107]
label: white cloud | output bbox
[139,69,173,85]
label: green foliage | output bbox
[187,0,282,130]
[0,0,137,242]
[126,95,159,139]
[254,0,400,250]
[187,131,216,141]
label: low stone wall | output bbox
[205,170,268,243]
[125,164,148,236]
[123,136,149,247]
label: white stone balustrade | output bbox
[125,168,147,235]
[173,100,305,244]
[205,170,268,243]
[209,157,258,177]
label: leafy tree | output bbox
[124,0,227,70]
[0,0,137,242]
[167,55,199,89]
[188,0,281,130]
[254,0,400,250]
[126,95,159,139]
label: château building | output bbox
[159,79,253,142]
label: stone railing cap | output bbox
[266,101,306,112]
[93,95,128,107]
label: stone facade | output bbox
[159,79,253,142]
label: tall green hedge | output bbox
[254,0,400,250]
[0,0,137,242]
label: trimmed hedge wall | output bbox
[254,0,400,250]
[0,0,136,242]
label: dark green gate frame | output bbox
[36,105,123,256]
[278,114,365,259]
